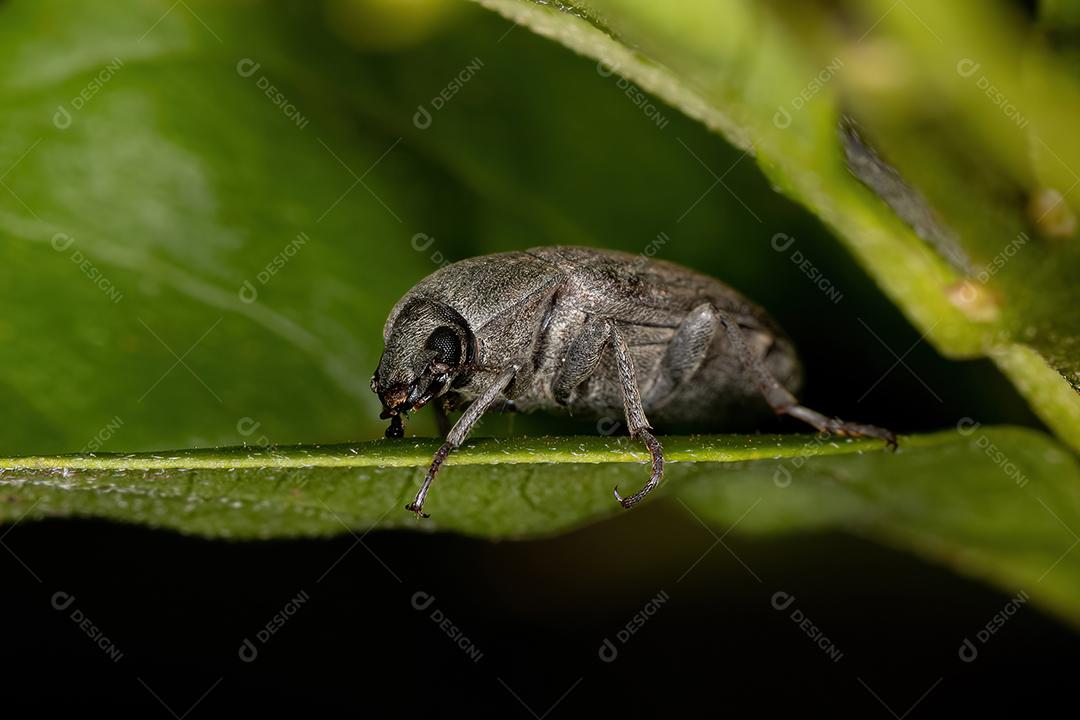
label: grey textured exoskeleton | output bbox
[372,246,896,518]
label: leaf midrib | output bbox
[0,432,955,471]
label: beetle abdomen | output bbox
[511,247,804,428]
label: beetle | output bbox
[371,246,896,518]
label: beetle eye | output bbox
[425,327,461,366]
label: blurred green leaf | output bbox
[0,0,857,455]
[0,1,427,454]
[4,428,1080,626]
[471,0,1080,451]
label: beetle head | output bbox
[371,299,473,437]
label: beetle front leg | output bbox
[714,307,897,447]
[406,365,518,518]
[610,324,665,509]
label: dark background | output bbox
[3,505,1075,717]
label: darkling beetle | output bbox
[372,246,896,518]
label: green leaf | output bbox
[0,1,423,454]
[4,428,1080,626]
[0,0,881,455]
[470,0,1080,451]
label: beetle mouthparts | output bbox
[379,384,411,415]
[385,412,405,439]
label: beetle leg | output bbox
[644,302,717,406]
[714,307,897,447]
[406,364,518,518]
[551,315,612,405]
[610,324,665,509]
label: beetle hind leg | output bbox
[714,307,897,447]
[643,302,717,407]
[785,405,897,447]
